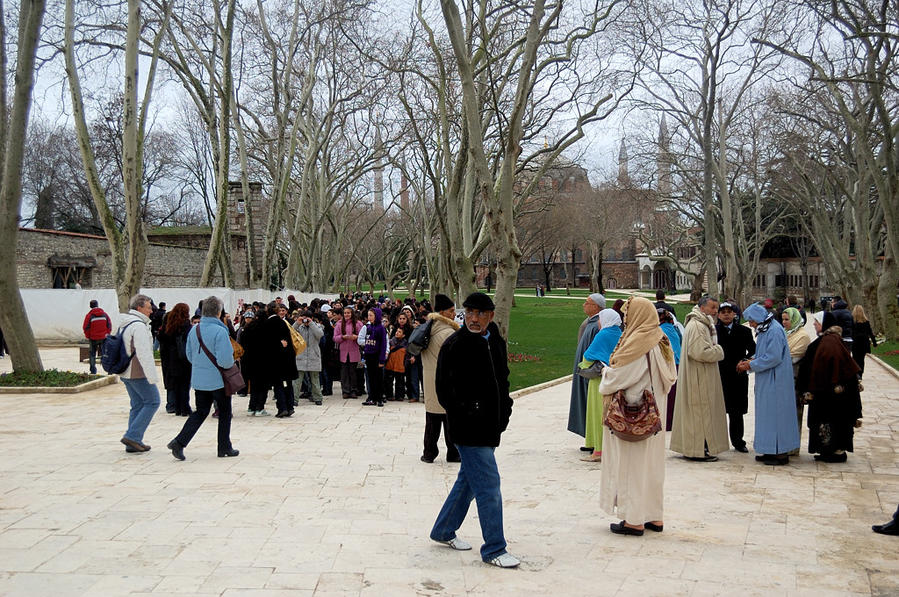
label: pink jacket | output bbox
[333,319,363,363]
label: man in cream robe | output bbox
[669,297,729,461]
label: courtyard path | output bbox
[0,348,896,596]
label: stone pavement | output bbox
[0,349,897,597]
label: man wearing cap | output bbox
[83,299,112,374]
[716,302,755,452]
[430,292,519,568]
[568,293,605,450]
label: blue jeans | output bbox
[406,360,421,400]
[430,445,507,560]
[121,377,160,443]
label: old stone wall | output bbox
[602,262,638,289]
[16,228,248,289]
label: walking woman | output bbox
[737,304,800,465]
[781,307,811,455]
[598,297,678,536]
[797,312,862,463]
[334,307,363,399]
[157,302,193,416]
[167,296,239,460]
[851,305,877,378]
[579,308,622,462]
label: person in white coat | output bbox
[118,294,161,453]
[598,296,678,536]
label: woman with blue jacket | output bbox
[167,296,239,461]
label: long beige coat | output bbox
[598,345,678,524]
[422,313,460,414]
[669,306,729,457]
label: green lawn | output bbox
[873,341,899,372]
[506,296,585,390]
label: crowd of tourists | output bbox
[568,290,890,537]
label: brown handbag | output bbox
[196,324,245,397]
[604,353,662,442]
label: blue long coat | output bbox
[749,321,800,454]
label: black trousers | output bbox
[248,379,268,411]
[363,354,384,403]
[728,413,745,449]
[340,360,359,397]
[174,388,232,451]
[423,412,459,461]
[384,370,405,399]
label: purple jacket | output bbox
[363,307,388,364]
[333,318,363,363]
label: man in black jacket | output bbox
[429,292,519,568]
[716,302,756,452]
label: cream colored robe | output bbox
[598,345,677,524]
[669,307,729,457]
[421,313,460,414]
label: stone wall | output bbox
[602,261,638,289]
[16,228,245,289]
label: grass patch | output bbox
[873,341,899,372]
[0,369,101,387]
[506,296,586,391]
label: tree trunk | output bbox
[0,0,46,373]
[877,244,899,340]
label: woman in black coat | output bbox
[261,301,299,417]
[851,305,877,378]
[157,302,193,416]
[238,312,269,416]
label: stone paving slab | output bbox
[0,348,897,596]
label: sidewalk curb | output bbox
[870,354,899,382]
[511,374,570,400]
[0,374,117,395]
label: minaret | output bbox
[373,129,384,211]
[400,170,410,211]
[656,115,672,196]
[617,137,629,186]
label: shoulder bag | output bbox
[406,318,433,356]
[603,353,662,442]
[196,324,245,397]
[577,359,605,379]
[285,320,307,355]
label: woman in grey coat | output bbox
[293,309,325,405]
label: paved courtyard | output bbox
[0,348,897,596]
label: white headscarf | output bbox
[598,308,622,330]
[813,311,824,325]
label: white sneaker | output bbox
[486,552,520,568]
[255,410,271,417]
[434,536,472,551]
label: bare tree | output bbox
[0,0,47,372]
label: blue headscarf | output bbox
[743,302,775,332]
[583,309,622,364]
[660,322,681,365]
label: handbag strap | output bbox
[195,323,224,372]
[645,352,655,394]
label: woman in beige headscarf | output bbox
[598,296,678,536]
[782,307,811,455]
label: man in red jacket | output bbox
[83,299,111,374]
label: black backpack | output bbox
[101,320,140,374]
[406,318,433,356]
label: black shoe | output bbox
[138,442,151,451]
[167,440,185,461]
[165,407,176,414]
[315,400,322,405]
[275,411,288,418]
[580,446,594,452]
[362,400,376,406]
[447,456,461,463]
[757,454,788,465]
[734,444,748,453]
[125,446,142,453]
[872,520,899,536]
[377,401,384,407]
[287,409,295,417]
[644,522,663,532]
[218,448,240,458]
[814,452,848,463]
[685,455,718,462]
[420,455,435,463]
[610,521,644,536]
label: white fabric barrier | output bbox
[19,288,339,342]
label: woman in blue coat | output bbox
[736,303,800,465]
